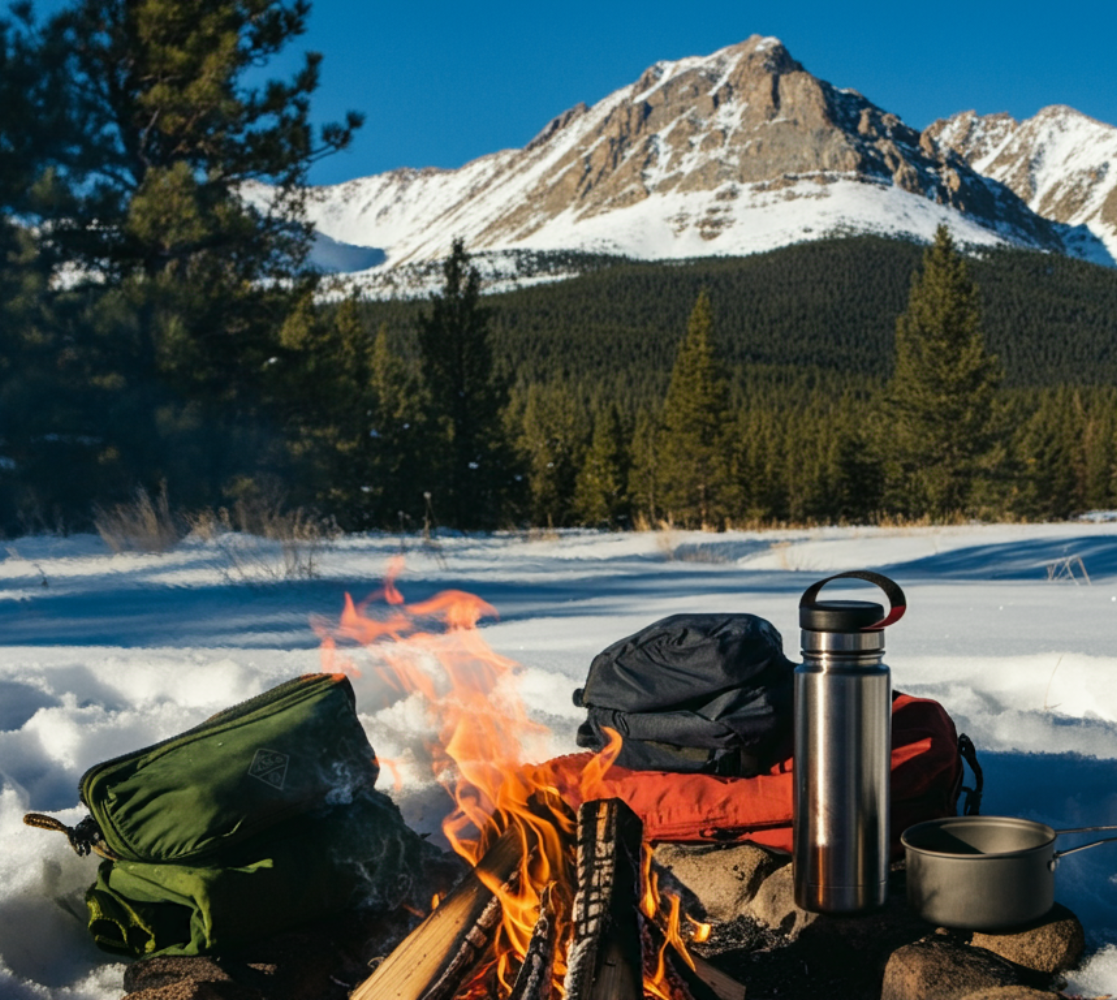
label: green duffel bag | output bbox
[84,788,429,957]
[25,672,434,957]
[81,672,378,864]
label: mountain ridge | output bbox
[924,105,1117,262]
[295,36,1115,292]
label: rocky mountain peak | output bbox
[923,110,1018,166]
[730,34,803,76]
[298,38,1114,289]
[925,106,1117,263]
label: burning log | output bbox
[642,918,745,1000]
[562,798,645,1000]
[419,889,506,1000]
[351,826,524,1000]
[508,882,561,1000]
[677,952,746,1000]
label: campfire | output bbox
[313,561,739,1000]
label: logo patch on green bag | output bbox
[248,749,289,790]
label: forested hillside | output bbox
[358,237,1117,399]
[341,235,1117,531]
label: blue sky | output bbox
[294,0,1117,186]
[25,0,1117,186]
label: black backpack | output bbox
[573,613,795,777]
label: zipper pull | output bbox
[23,812,116,858]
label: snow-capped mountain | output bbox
[301,36,1113,293]
[923,106,1117,264]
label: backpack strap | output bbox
[23,812,117,859]
[956,734,984,816]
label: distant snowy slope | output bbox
[926,106,1117,264]
[290,36,1111,294]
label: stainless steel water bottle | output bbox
[793,570,906,914]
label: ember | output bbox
[315,564,728,1000]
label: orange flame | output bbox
[638,843,713,997]
[578,727,624,803]
[317,562,708,997]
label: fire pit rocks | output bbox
[119,837,1084,1000]
[659,842,1083,1000]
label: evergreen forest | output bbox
[3,0,1117,538]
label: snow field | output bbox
[2,522,1117,996]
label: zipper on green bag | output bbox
[23,673,353,862]
[77,673,346,806]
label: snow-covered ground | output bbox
[3,521,1117,997]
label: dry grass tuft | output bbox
[93,485,182,554]
[188,496,338,582]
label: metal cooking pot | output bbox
[902,816,1117,931]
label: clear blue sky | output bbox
[25,0,1117,186]
[294,0,1117,186]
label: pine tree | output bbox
[657,289,732,528]
[515,380,590,527]
[627,405,661,527]
[1011,386,1086,520]
[881,225,1003,519]
[44,0,363,457]
[416,239,510,529]
[358,322,432,529]
[573,401,629,527]
[0,0,364,526]
[1081,388,1117,512]
[42,0,362,281]
[833,391,884,524]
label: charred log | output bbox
[562,798,644,1000]
[351,826,523,1000]
[508,882,562,1000]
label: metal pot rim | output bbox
[901,815,1057,860]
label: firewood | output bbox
[350,826,523,1000]
[641,917,745,1000]
[681,953,746,1000]
[508,882,561,1000]
[562,798,645,1000]
[418,888,505,1000]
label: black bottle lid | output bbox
[798,571,906,632]
[800,599,885,632]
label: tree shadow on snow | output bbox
[882,535,1117,582]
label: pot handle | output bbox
[1054,825,1117,860]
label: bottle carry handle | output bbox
[799,570,907,630]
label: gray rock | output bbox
[652,842,785,922]
[881,939,1023,1000]
[970,903,1085,974]
[743,862,819,941]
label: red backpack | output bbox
[531,692,978,857]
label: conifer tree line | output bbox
[490,227,1117,531]
[310,225,1117,533]
[2,0,1117,536]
